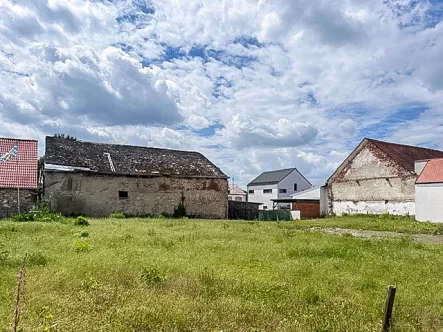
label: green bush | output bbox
[74,216,90,226]
[12,202,62,222]
[140,266,164,286]
[109,212,126,219]
[76,230,89,238]
[73,241,92,253]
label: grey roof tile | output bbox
[45,136,227,178]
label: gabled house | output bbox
[43,136,228,218]
[0,138,38,218]
[247,168,312,210]
[415,158,443,222]
[327,138,443,216]
[228,184,247,202]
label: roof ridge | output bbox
[47,136,201,155]
[366,138,443,153]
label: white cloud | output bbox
[1,0,443,187]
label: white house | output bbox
[415,158,443,222]
[247,168,312,210]
[228,184,247,202]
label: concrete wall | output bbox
[329,144,416,216]
[416,183,443,222]
[44,172,228,219]
[0,188,36,219]
[320,186,329,217]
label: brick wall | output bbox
[44,172,228,219]
[0,188,37,219]
[329,144,416,216]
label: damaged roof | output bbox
[367,139,443,174]
[44,136,227,178]
[416,158,443,184]
[328,138,443,183]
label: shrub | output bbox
[73,241,92,253]
[140,266,164,286]
[76,230,89,238]
[109,212,126,219]
[11,202,63,223]
[74,216,90,226]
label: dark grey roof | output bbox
[248,168,297,186]
[45,136,227,178]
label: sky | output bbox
[1,0,443,187]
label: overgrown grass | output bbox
[296,214,443,234]
[1,217,443,331]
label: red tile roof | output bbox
[367,139,443,173]
[0,138,38,189]
[416,158,443,184]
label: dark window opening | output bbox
[119,191,129,199]
[67,177,73,191]
[248,190,254,194]
[279,189,287,194]
[263,206,268,210]
[293,183,298,191]
[263,189,272,194]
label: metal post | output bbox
[17,187,20,214]
[381,285,397,332]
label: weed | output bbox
[12,202,62,223]
[303,286,322,305]
[28,252,48,267]
[173,191,187,218]
[140,266,164,286]
[73,216,89,226]
[109,213,126,219]
[73,241,92,253]
[146,228,156,236]
[75,230,89,238]
[38,306,58,331]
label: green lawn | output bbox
[1,218,443,331]
[296,214,443,235]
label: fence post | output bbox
[381,285,396,332]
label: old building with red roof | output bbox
[327,138,443,216]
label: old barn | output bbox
[44,136,228,218]
[327,138,443,216]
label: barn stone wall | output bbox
[329,144,416,216]
[44,172,228,219]
[0,188,37,219]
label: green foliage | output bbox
[140,266,164,286]
[173,191,187,218]
[11,202,62,223]
[73,241,92,253]
[76,230,89,238]
[109,213,126,219]
[39,306,58,331]
[2,217,443,331]
[73,216,89,226]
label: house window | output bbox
[248,190,254,194]
[293,183,298,191]
[263,206,268,210]
[119,191,129,199]
[228,196,233,200]
[263,189,272,194]
[235,197,242,201]
[279,189,287,194]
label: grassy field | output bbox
[296,214,443,235]
[1,218,443,331]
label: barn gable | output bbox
[328,138,443,184]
